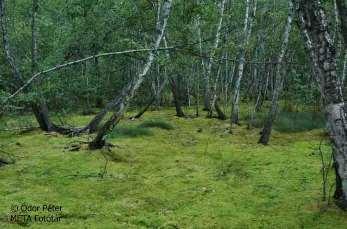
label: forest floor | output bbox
[0,109,347,228]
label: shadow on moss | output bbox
[138,119,174,130]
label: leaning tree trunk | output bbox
[230,0,257,125]
[89,0,173,149]
[130,37,171,120]
[294,0,347,209]
[130,96,156,120]
[130,72,168,120]
[0,0,56,132]
[259,1,293,145]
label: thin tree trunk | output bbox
[205,0,227,115]
[30,0,57,132]
[195,7,209,111]
[259,1,293,145]
[130,36,171,120]
[294,0,346,209]
[230,0,257,125]
[89,0,173,149]
[195,63,200,117]
[256,63,270,112]
[130,67,168,120]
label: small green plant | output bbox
[109,126,153,138]
[138,119,174,130]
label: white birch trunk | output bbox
[294,0,347,209]
[231,0,257,125]
[206,0,227,116]
[259,1,294,144]
[90,0,173,149]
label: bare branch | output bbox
[3,46,175,103]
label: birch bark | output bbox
[258,1,294,145]
[89,0,173,149]
[294,0,347,209]
[206,0,227,117]
[230,0,257,125]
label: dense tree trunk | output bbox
[230,0,257,125]
[259,1,293,145]
[89,0,173,149]
[170,76,185,117]
[294,0,347,209]
[31,103,53,131]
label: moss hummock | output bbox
[0,110,346,228]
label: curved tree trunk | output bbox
[130,59,169,120]
[89,0,173,149]
[130,97,156,120]
[130,76,167,120]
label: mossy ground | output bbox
[0,109,346,228]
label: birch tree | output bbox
[258,1,294,145]
[205,0,226,118]
[89,0,173,149]
[195,0,209,111]
[293,0,347,210]
[337,0,347,87]
[230,0,257,125]
[0,0,56,131]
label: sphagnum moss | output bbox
[0,110,346,229]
